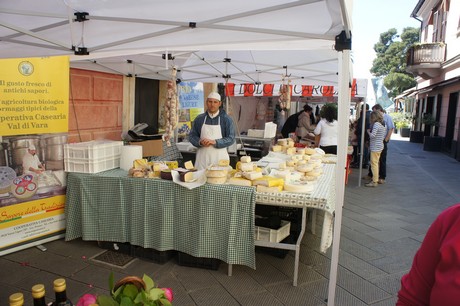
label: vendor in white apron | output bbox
[189,92,236,170]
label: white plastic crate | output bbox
[64,156,120,173]
[254,220,291,243]
[64,140,123,160]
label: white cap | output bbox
[207,92,221,101]
[29,144,36,150]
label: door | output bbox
[445,92,458,152]
[135,78,160,134]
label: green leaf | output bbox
[143,274,155,291]
[120,296,134,306]
[159,298,172,306]
[109,272,115,291]
[97,294,119,306]
[122,284,140,300]
[148,288,165,301]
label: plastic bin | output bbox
[64,140,123,159]
[254,220,291,243]
[64,155,120,173]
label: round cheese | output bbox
[206,167,228,178]
[296,164,315,173]
[207,176,227,184]
[283,181,315,193]
[305,148,316,155]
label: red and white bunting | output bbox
[225,78,367,98]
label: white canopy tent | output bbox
[0,1,353,304]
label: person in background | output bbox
[356,103,371,169]
[366,103,394,184]
[350,120,359,165]
[397,203,460,306]
[313,103,338,154]
[295,104,316,141]
[22,143,45,175]
[365,110,386,187]
[189,92,235,170]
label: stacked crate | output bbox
[64,140,123,173]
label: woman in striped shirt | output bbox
[365,110,386,187]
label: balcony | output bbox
[406,42,446,79]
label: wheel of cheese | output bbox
[207,176,227,184]
[0,166,16,194]
[315,148,326,155]
[305,169,322,177]
[11,174,38,199]
[228,177,252,186]
[296,164,314,173]
[305,148,316,155]
[160,169,173,180]
[283,181,315,193]
[277,139,288,146]
[206,167,228,178]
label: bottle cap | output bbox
[53,278,66,292]
[9,293,24,306]
[32,284,45,298]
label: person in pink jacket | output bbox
[397,203,460,305]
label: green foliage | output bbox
[95,273,172,306]
[390,112,412,129]
[370,27,420,97]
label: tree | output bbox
[370,27,420,97]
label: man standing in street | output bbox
[367,103,394,184]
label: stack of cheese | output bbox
[271,138,296,155]
[206,159,230,184]
[228,156,262,187]
[252,175,284,193]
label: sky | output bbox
[352,0,421,79]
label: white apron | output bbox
[195,116,229,170]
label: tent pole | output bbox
[327,49,350,306]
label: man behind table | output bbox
[188,92,235,170]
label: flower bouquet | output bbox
[77,273,173,306]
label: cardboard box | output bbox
[129,139,164,157]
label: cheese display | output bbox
[242,171,263,180]
[252,176,284,187]
[240,156,252,163]
[218,159,230,167]
[283,181,315,193]
[256,185,283,193]
[206,176,227,184]
[206,166,228,178]
[296,164,315,173]
[228,177,252,186]
[160,169,173,180]
[184,160,194,170]
[239,162,255,172]
[179,171,195,182]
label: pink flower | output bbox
[76,294,97,306]
[162,288,174,302]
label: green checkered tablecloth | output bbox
[65,169,256,269]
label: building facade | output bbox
[406,0,460,159]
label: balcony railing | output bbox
[406,43,446,79]
[407,43,446,65]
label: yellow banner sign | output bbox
[0,56,69,135]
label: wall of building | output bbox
[68,68,124,143]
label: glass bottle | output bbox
[52,278,73,306]
[32,284,47,306]
[9,292,24,306]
